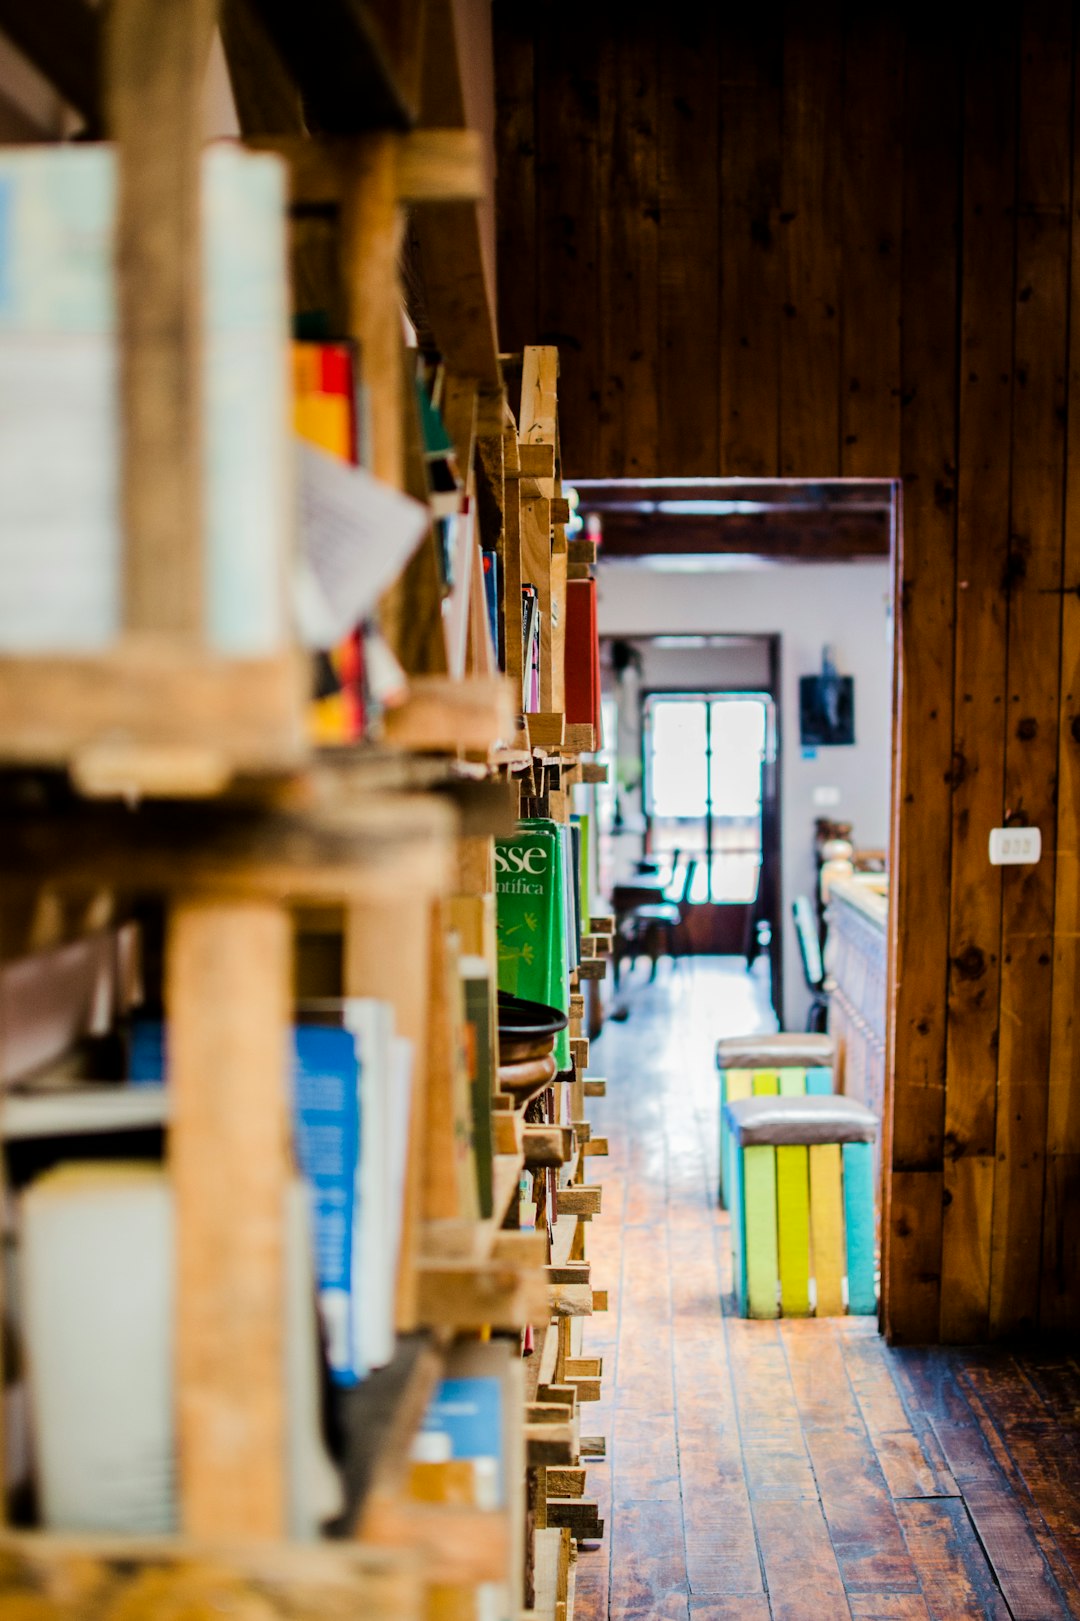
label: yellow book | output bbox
[293,392,351,460]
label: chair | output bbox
[724,1092,878,1318]
[793,894,829,1032]
[615,856,697,984]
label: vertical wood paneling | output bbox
[535,8,602,478]
[719,14,782,477]
[839,4,903,479]
[885,19,961,1344]
[991,0,1072,1339]
[657,11,720,476]
[597,11,660,478]
[491,4,1080,1344]
[941,17,1018,1344]
[1044,24,1080,1336]
[778,4,842,478]
[492,5,536,354]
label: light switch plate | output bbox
[989,826,1041,865]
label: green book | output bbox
[520,820,572,1061]
[576,812,591,928]
[495,824,570,1070]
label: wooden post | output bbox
[502,414,524,700]
[168,895,292,1539]
[105,0,217,641]
[341,135,406,489]
[521,495,554,709]
[344,891,433,1330]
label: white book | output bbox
[0,143,291,656]
[20,1165,340,1536]
[342,997,391,1373]
[341,1000,413,1374]
[21,1164,175,1533]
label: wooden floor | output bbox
[573,958,1080,1621]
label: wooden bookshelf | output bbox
[0,4,607,1618]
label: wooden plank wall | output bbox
[493,0,1080,1344]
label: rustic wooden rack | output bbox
[0,3,612,1617]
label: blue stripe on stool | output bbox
[805,1066,833,1096]
[843,1141,876,1314]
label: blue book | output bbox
[481,549,502,668]
[416,1375,504,1506]
[128,1017,165,1086]
[291,1024,365,1386]
[126,1015,367,1386]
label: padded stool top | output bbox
[725,1092,878,1147]
[716,1032,835,1069]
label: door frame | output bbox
[635,634,784,1017]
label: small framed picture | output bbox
[799,674,855,747]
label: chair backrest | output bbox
[793,895,824,990]
[673,856,698,910]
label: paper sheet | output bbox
[296,442,430,649]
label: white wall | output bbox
[596,561,894,1029]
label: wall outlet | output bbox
[812,785,842,807]
[989,826,1041,865]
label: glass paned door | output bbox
[708,697,767,903]
[643,693,770,904]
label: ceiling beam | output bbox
[0,0,102,131]
[595,509,890,562]
[241,0,420,132]
[575,478,893,513]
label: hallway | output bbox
[572,960,1080,1621]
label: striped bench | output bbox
[724,1093,878,1320]
[716,1033,836,1209]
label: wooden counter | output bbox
[825,876,888,1125]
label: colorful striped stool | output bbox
[716,1033,836,1209]
[724,1093,878,1319]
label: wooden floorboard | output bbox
[569,959,1080,1620]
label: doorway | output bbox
[582,476,896,1237]
[642,681,781,1007]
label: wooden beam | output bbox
[0,0,102,129]
[573,478,893,511]
[406,0,500,386]
[595,509,890,561]
[219,0,303,134]
[340,135,405,489]
[0,1535,424,1619]
[105,0,217,642]
[242,0,420,131]
[168,895,291,1538]
[397,128,486,202]
[244,129,486,205]
[412,206,501,387]
[523,1123,574,1166]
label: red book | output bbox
[564,577,601,734]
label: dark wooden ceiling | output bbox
[573,479,893,562]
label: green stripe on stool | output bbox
[743,1144,779,1319]
[719,1068,753,1209]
